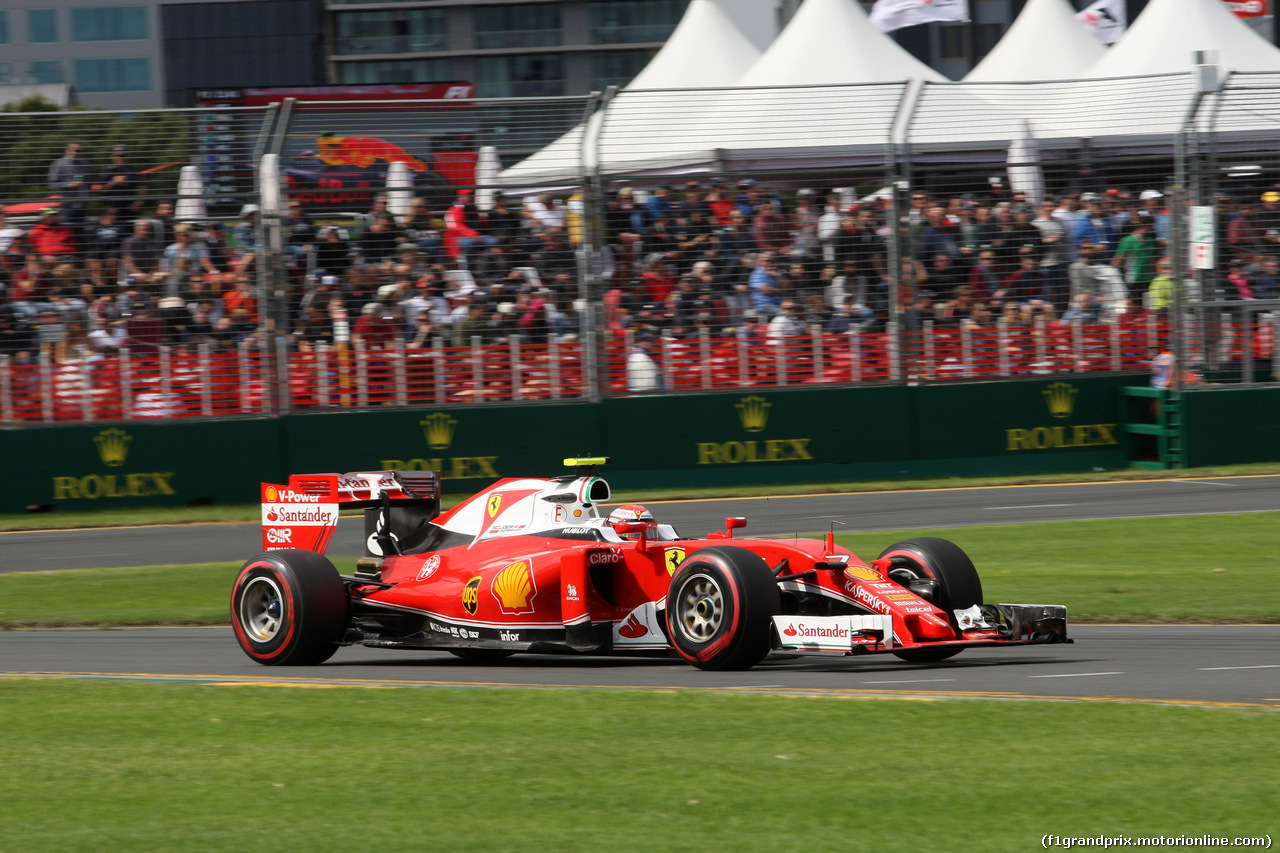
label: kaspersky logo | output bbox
[420,413,458,450]
[94,428,132,467]
[735,395,771,432]
[1042,382,1078,418]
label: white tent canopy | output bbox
[1088,0,1280,76]
[735,0,945,86]
[497,0,765,189]
[966,0,1105,82]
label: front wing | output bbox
[773,604,1070,656]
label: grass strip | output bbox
[1,513,1277,628]
[3,461,1278,531]
[0,681,1276,852]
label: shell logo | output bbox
[487,493,503,519]
[462,576,481,615]
[492,560,537,615]
[845,565,881,581]
[265,486,278,502]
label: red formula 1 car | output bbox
[231,459,1069,670]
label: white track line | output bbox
[1027,671,1124,679]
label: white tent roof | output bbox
[625,0,765,90]
[498,0,763,188]
[736,0,945,86]
[1088,0,1280,77]
[965,0,1106,82]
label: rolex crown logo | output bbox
[736,395,772,433]
[94,428,132,467]
[1043,382,1078,419]
[420,413,458,450]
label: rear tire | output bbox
[878,537,982,663]
[231,550,348,665]
[665,547,780,671]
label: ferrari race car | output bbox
[232,459,1069,670]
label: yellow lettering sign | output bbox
[1005,424,1119,452]
[694,439,814,465]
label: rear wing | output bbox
[261,470,442,555]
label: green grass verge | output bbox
[2,513,1277,628]
[0,681,1275,852]
[3,461,1279,531]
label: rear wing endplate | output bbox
[260,470,441,554]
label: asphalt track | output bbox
[3,475,1278,706]
[3,626,1278,708]
[3,474,1279,572]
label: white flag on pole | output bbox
[869,0,969,33]
[1076,0,1126,44]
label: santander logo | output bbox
[267,510,278,522]
[783,623,798,637]
[619,613,648,638]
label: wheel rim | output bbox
[674,572,724,644]
[240,576,284,642]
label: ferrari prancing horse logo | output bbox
[664,547,686,576]
[487,493,502,518]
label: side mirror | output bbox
[723,517,747,538]
[614,519,650,553]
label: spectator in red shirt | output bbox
[27,208,77,259]
[752,200,790,253]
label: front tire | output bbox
[878,537,982,663]
[665,547,780,671]
[231,550,349,665]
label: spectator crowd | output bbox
[4,138,1276,395]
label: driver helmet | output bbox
[608,504,655,538]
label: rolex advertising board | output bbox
[913,375,1135,473]
[281,405,607,493]
[0,376,1157,513]
[0,420,280,513]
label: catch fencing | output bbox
[2,70,1279,426]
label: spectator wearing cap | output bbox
[1139,190,1170,247]
[232,204,260,275]
[97,144,142,227]
[1073,193,1115,260]
[1259,190,1280,257]
[28,208,77,259]
[47,139,92,235]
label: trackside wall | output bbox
[0,375,1154,513]
[1181,386,1280,468]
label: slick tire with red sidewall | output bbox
[231,550,349,666]
[878,536,982,663]
[665,546,780,671]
